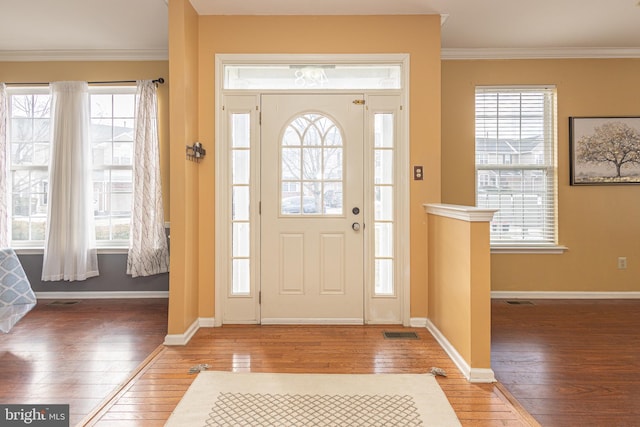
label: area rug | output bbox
[165,371,461,426]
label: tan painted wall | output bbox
[442,59,640,292]
[427,213,492,370]
[0,61,170,219]
[196,15,442,318]
[167,0,200,334]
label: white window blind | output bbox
[475,86,557,246]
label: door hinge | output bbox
[259,201,261,215]
[259,291,262,304]
[353,99,365,105]
[259,111,262,125]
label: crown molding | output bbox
[0,49,168,62]
[441,47,640,60]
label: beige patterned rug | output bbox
[165,372,461,426]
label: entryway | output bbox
[215,55,409,326]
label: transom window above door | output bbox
[224,64,402,90]
[281,113,343,216]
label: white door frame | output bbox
[214,54,411,326]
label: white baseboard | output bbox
[164,319,199,346]
[425,319,496,384]
[409,317,427,328]
[198,317,216,327]
[492,291,640,300]
[36,291,169,299]
[163,317,216,346]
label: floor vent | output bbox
[383,331,419,340]
[47,300,81,306]
[506,300,534,305]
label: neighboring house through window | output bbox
[475,86,558,249]
[7,86,136,248]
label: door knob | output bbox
[352,222,361,231]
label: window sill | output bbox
[491,245,568,254]
[13,247,129,256]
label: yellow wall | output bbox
[428,213,491,369]
[167,0,200,334]
[196,15,442,318]
[442,59,640,292]
[0,61,170,219]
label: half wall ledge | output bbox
[423,203,497,222]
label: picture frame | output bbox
[569,116,640,185]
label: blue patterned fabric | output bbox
[0,248,36,333]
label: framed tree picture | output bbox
[569,117,640,185]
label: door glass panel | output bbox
[281,113,343,216]
[373,113,395,296]
[231,113,251,296]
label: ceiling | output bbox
[1,0,639,60]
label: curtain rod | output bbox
[4,77,165,86]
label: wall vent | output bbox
[506,300,534,305]
[47,300,81,306]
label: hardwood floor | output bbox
[7,298,639,426]
[0,298,168,426]
[87,325,531,427]
[3,298,539,426]
[492,299,640,427]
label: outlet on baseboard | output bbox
[618,257,627,270]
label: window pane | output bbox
[323,147,342,180]
[374,114,394,148]
[91,94,112,118]
[91,118,113,142]
[30,217,46,241]
[323,182,342,214]
[11,142,33,165]
[232,223,250,257]
[232,114,250,148]
[282,148,301,180]
[113,142,133,165]
[224,64,402,90]
[232,259,250,294]
[232,150,250,184]
[232,186,250,220]
[113,94,135,117]
[93,141,113,166]
[375,259,394,296]
[375,186,394,221]
[375,150,393,184]
[112,217,130,240]
[375,223,394,257]
[111,193,131,215]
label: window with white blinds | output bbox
[475,86,557,246]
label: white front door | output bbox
[260,94,365,324]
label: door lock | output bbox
[352,207,360,215]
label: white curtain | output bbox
[127,80,169,277]
[42,81,98,281]
[0,83,8,247]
